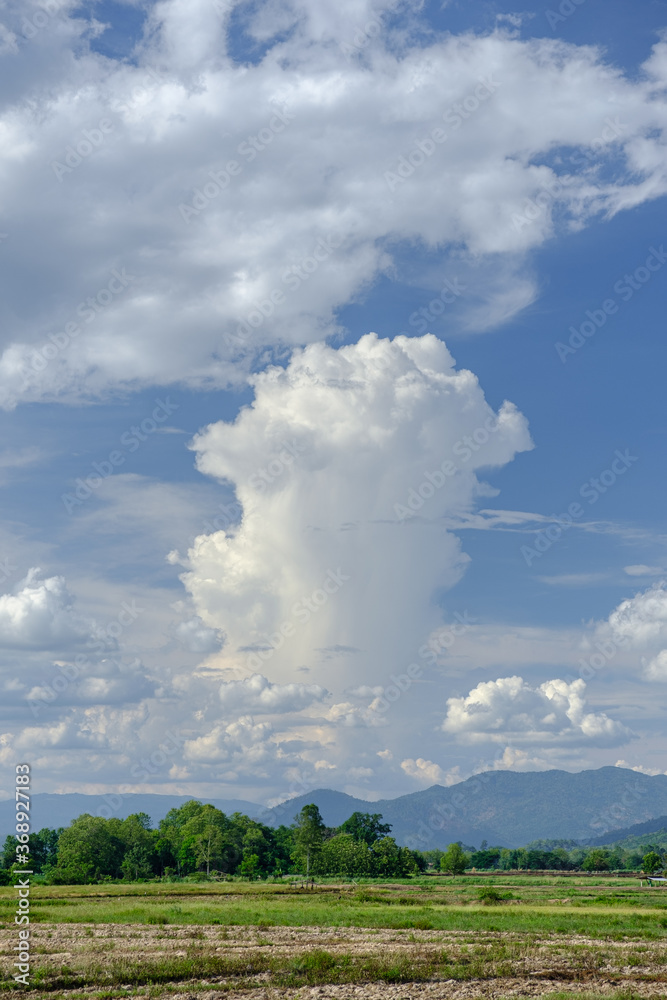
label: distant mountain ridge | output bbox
[591,813,667,847]
[4,767,667,850]
[260,767,667,848]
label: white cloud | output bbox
[347,766,374,780]
[645,650,667,681]
[606,583,667,646]
[0,569,92,650]
[615,758,667,776]
[15,718,107,751]
[174,617,225,654]
[537,573,608,587]
[624,565,664,577]
[0,11,666,405]
[178,334,531,705]
[490,746,558,771]
[325,701,388,728]
[183,716,276,769]
[400,756,449,784]
[218,673,328,714]
[597,582,667,680]
[443,676,631,746]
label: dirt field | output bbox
[3,922,667,998]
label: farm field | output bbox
[2,876,667,999]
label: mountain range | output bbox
[3,766,667,849]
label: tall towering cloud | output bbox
[175,334,532,701]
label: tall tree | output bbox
[440,842,469,874]
[292,804,325,877]
[194,825,224,875]
[339,812,392,845]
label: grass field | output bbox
[2,875,667,998]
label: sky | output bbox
[1,0,667,809]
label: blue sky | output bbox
[1,0,667,805]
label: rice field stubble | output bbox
[1,876,667,999]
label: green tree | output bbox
[31,828,63,873]
[469,848,501,870]
[440,842,469,874]
[194,825,225,875]
[240,851,260,879]
[292,804,325,876]
[313,834,373,877]
[1,834,16,870]
[120,844,154,880]
[371,836,419,876]
[582,849,610,872]
[643,851,663,875]
[49,815,124,883]
[339,812,392,845]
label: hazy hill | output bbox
[0,793,262,838]
[261,767,667,848]
[590,813,667,851]
[4,767,667,850]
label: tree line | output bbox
[1,802,663,884]
[0,802,422,883]
[432,840,665,874]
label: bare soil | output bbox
[2,923,667,998]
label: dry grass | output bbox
[2,877,667,998]
[2,922,667,997]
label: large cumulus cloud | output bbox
[0,2,667,405]
[174,334,532,699]
[443,675,632,747]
